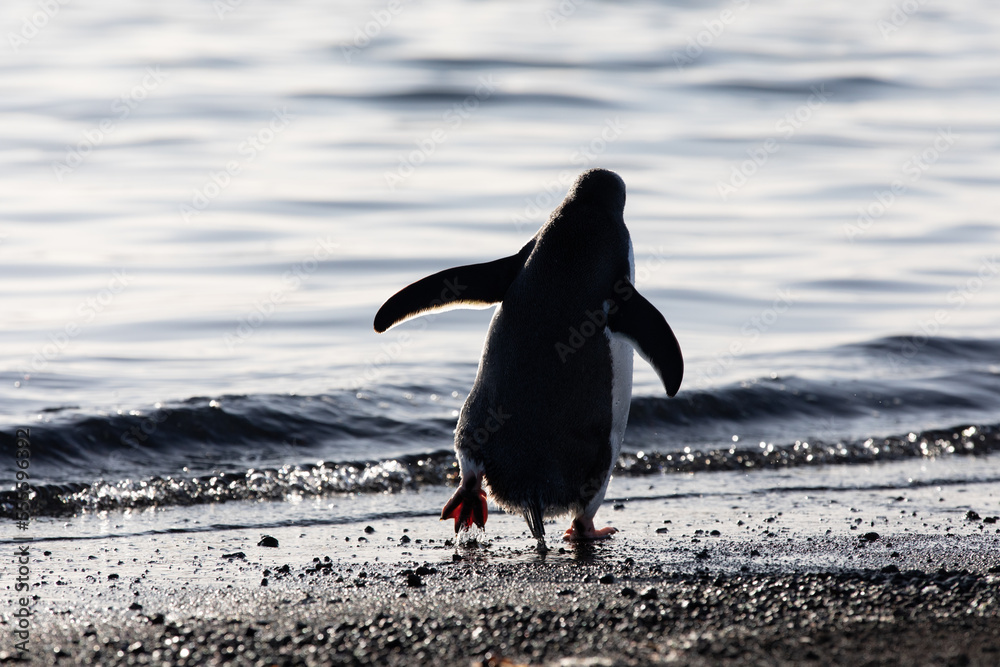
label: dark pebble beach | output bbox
[6,498,1000,667]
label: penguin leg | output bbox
[563,472,618,541]
[440,473,488,533]
[563,516,618,541]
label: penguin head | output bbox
[566,168,626,212]
[536,168,629,253]
[521,168,633,292]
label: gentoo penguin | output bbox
[374,168,683,549]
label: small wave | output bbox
[5,374,993,482]
[401,56,670,72]
[293,89,613,108]
[794,278,938,294]
[628,370,1000,432]
[842,336,1000,365]
[2,423,998,518]
[7,342,998,473]
[697,75,905,98]
[619,424,1000,475]
[0,392,456,478]
[0,451,457,518]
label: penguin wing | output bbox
[373,240,534,333]
[608,279,684,397]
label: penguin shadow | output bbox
[567,540,601,563]
[445,527,612,564]
[511,527,616,564]
[530,540,603,564]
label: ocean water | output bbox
[1,0,999,537]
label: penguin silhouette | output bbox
[374,168,683,549]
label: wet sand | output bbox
[4,480,1000,666]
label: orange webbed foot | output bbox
[441,475,488,533]
[563,516,618,541]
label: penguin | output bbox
[374,168,683,549]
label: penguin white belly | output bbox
[607,330,634,459]
[578,327,633,521]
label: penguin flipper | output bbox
[608,279,684,397]
[373,240,534,333]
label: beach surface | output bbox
[5,476,1000,666]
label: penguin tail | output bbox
[523,502,546,542]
